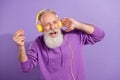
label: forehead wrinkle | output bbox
[41,12,58,24]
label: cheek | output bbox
[54,24,59,28]
[43,27,50,32]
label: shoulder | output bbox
[30,35,44,48]
[35,35,44,42]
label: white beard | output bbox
[43,29,63,49]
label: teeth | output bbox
[51,32,56,34]
[49,32,57,35]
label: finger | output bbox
[15,36,25,41]
[16,30,24,36]
[14,31,24,40]
[61,18,72,25]
[14,29,24,38]
[61,17,69,22]
[62,17,71,22]
[14,36,25,43]
[16,29,24,34]
[16,32,24,38]
[14,39,25,46]
[17,38,25,43]
[61,20,70,26]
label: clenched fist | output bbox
[13,29,25,46]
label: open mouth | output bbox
[49,31,57,37]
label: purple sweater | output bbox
[20,27,105,80]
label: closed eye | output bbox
[53,20,57,24]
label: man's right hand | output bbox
[13,29,25,46]
[13,29,28,62]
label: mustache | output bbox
[43,29,63,49]
[44,29,60,35]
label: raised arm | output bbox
[61,17,105,45]
[61,17,94,34]
[13,29,28,62]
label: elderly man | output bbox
[13,9,105,80]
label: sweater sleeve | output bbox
[20,42,38,73]
[80,26,105,45]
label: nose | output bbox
[50,23,55,30]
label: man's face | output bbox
[40,12,63,49]
[41,12,60,38]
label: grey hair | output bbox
[38,9,58,21]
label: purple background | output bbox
[0,0,120,80]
